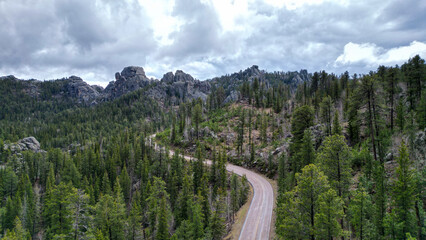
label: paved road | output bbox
[150,135,274,240]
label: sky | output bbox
[0,0,425,86]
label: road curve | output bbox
[149,135,274,240]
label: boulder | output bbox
[5,137,45,153]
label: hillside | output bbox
[0,55,425,240]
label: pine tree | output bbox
[210,192,226,240]
[193,144,204,194]
[384,67,399,130]
[315,188,345,239]
[300,129,315,169]
[101,171,112,195]
[332,111,342,135]
[416,90,426,129]
[393,141,417,239]
[373,163,387,238]
[2,196,20,231]
[119,165,131,205]
[128,193,142,240]
[44,182,77,238]
[289,105,314,173]
[230,173,240,218]
[239,175,249,207]
[396,97,406,131]
[69,189,91,240]
[176,172,192,226]
[402,55,425,111]
[316,134,352,199]
[236,109,245,155]
[320,95,333,136]
[199,174,211,228]
[193,103,202,139]
[156,196,170,240]
[95,178,126,240]
[349,182,375,240]
[191,200,204,239]
[347,92,361,145]
[276,164,344,240]
[2,217,30,240]
[277,153,287,193]
[16,174,36,236]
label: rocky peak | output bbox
[248,65,261,76]
[174,70,195,82]
[161,70,195,84]
[104,66,155,100]
[120,66,147,79]
[63,76,101,104]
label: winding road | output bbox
[150,135,274,240]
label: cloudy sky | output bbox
[1,0,425,86]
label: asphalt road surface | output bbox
[150,135,274,240]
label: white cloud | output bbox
[263,0,348,9]
[335,41,426,67]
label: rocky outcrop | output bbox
[104,66,156,99]
[4,137,45,153]
[413,128,426,167]
[309,124,325,150]
[143,70,211,105]
[63,76,101,104]
[224,90,241,104]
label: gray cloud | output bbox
[0,0,425,85]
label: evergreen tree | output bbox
[396,97,406,131]
[392,141,417,239]
[320,96,333,136]
[315,188,345,239]
[156,196,170,240]
[373,163,387,238]
[276,164,344,240]
[277,154,287,193]
[332,111,342,135]
[95,178,126,240]
[230,173,240,218]
[119,165,131,205]
[300,129,316,169]
[384,67,399,130]
[349,182,375,240]
[316,134,352,199]
[416,90,426,129]
[192,103,202,139]
[191,200,204,239]
[289,105,314,173]
[44,182,77,238]
[2,217,30,240]
[128,193,142,240]
[193,144,204,193]
[101,171,112,195]
[239,175,249,207]
[210,192,226,240]
[68,189,91,240]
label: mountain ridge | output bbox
[1,65,311,106]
